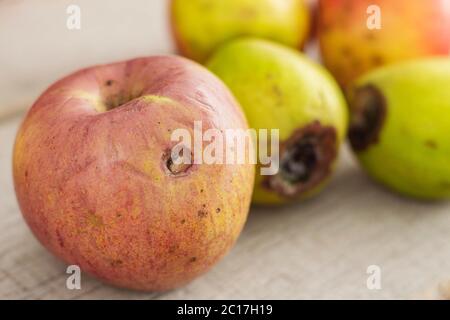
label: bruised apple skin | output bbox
[171,0,311,63]
[318,0,450,87]
[207,38,348,205]
[348,58,450,200]
[13,56,254,291]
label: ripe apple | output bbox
[318,0,450,87]
[13,56,254,291]
[171,0,311,62]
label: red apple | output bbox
[318,0,450,87]
[13,56,254,291]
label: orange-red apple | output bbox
[318,0,450,87]
[13,56,254,291]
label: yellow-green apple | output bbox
[171,0,311,63]
[318,0,450,87]
[348,58,450,200]
[207,38,348,205]
[13,56,254,291]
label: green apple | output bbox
[348,58,450,200]
[207,38,348,205]
[171,0,311,62]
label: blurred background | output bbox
[1,0,450,300]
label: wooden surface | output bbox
[1,114,450,299]
[2,0,450,300]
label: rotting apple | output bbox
[171,0,311,63]
[207,38,348,205]
[348,58,450,200]
[318,0,450,87]
[13,56,255,291]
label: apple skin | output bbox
[207,38,348,205]
[318,0,450,87]
[13,56,254,291]
[171,0,311,63]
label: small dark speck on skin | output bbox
[216,208,221,213]
[181,219,186,224]
[272,85,282,98]
[365,32,376,41]
[111,260,123,267]
[425,140,438,149]
[371,55,384,66]
[25,171,28,178]
[190,257,197,263]
[105,80,114,86]
[198,210,208,218]
[200,189,204,193]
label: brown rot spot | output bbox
[163,148,193,176]
[105,80,114,86]
[425,140,438,149]
[263,121,337,198]
[198,210,208,218]
[349,85,387,151]
[180,219,186,224]
[190,257,197,263]
[216,208,221,213]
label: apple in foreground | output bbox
[13,56,254,291]
[171,0,311,63]
[318,0,450,87]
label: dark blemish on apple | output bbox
[110,259,123,267]
[371,54,384,66]
[25,170,28,178]
[425,140,438,149]
[181,219,186,224]
[190,257,197,263]
[341,46,352,56]
[105,80,114,86]
[56,230,64,248]
[216,208,221,213]
[365,32,376,41]
[272,85,282,98]
[198,210,208,218]
[349,85,387,151]
[263,121,337,198]
[200,189,204,193]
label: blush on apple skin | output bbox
[13,56,255,291]
[318,0,450,87]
